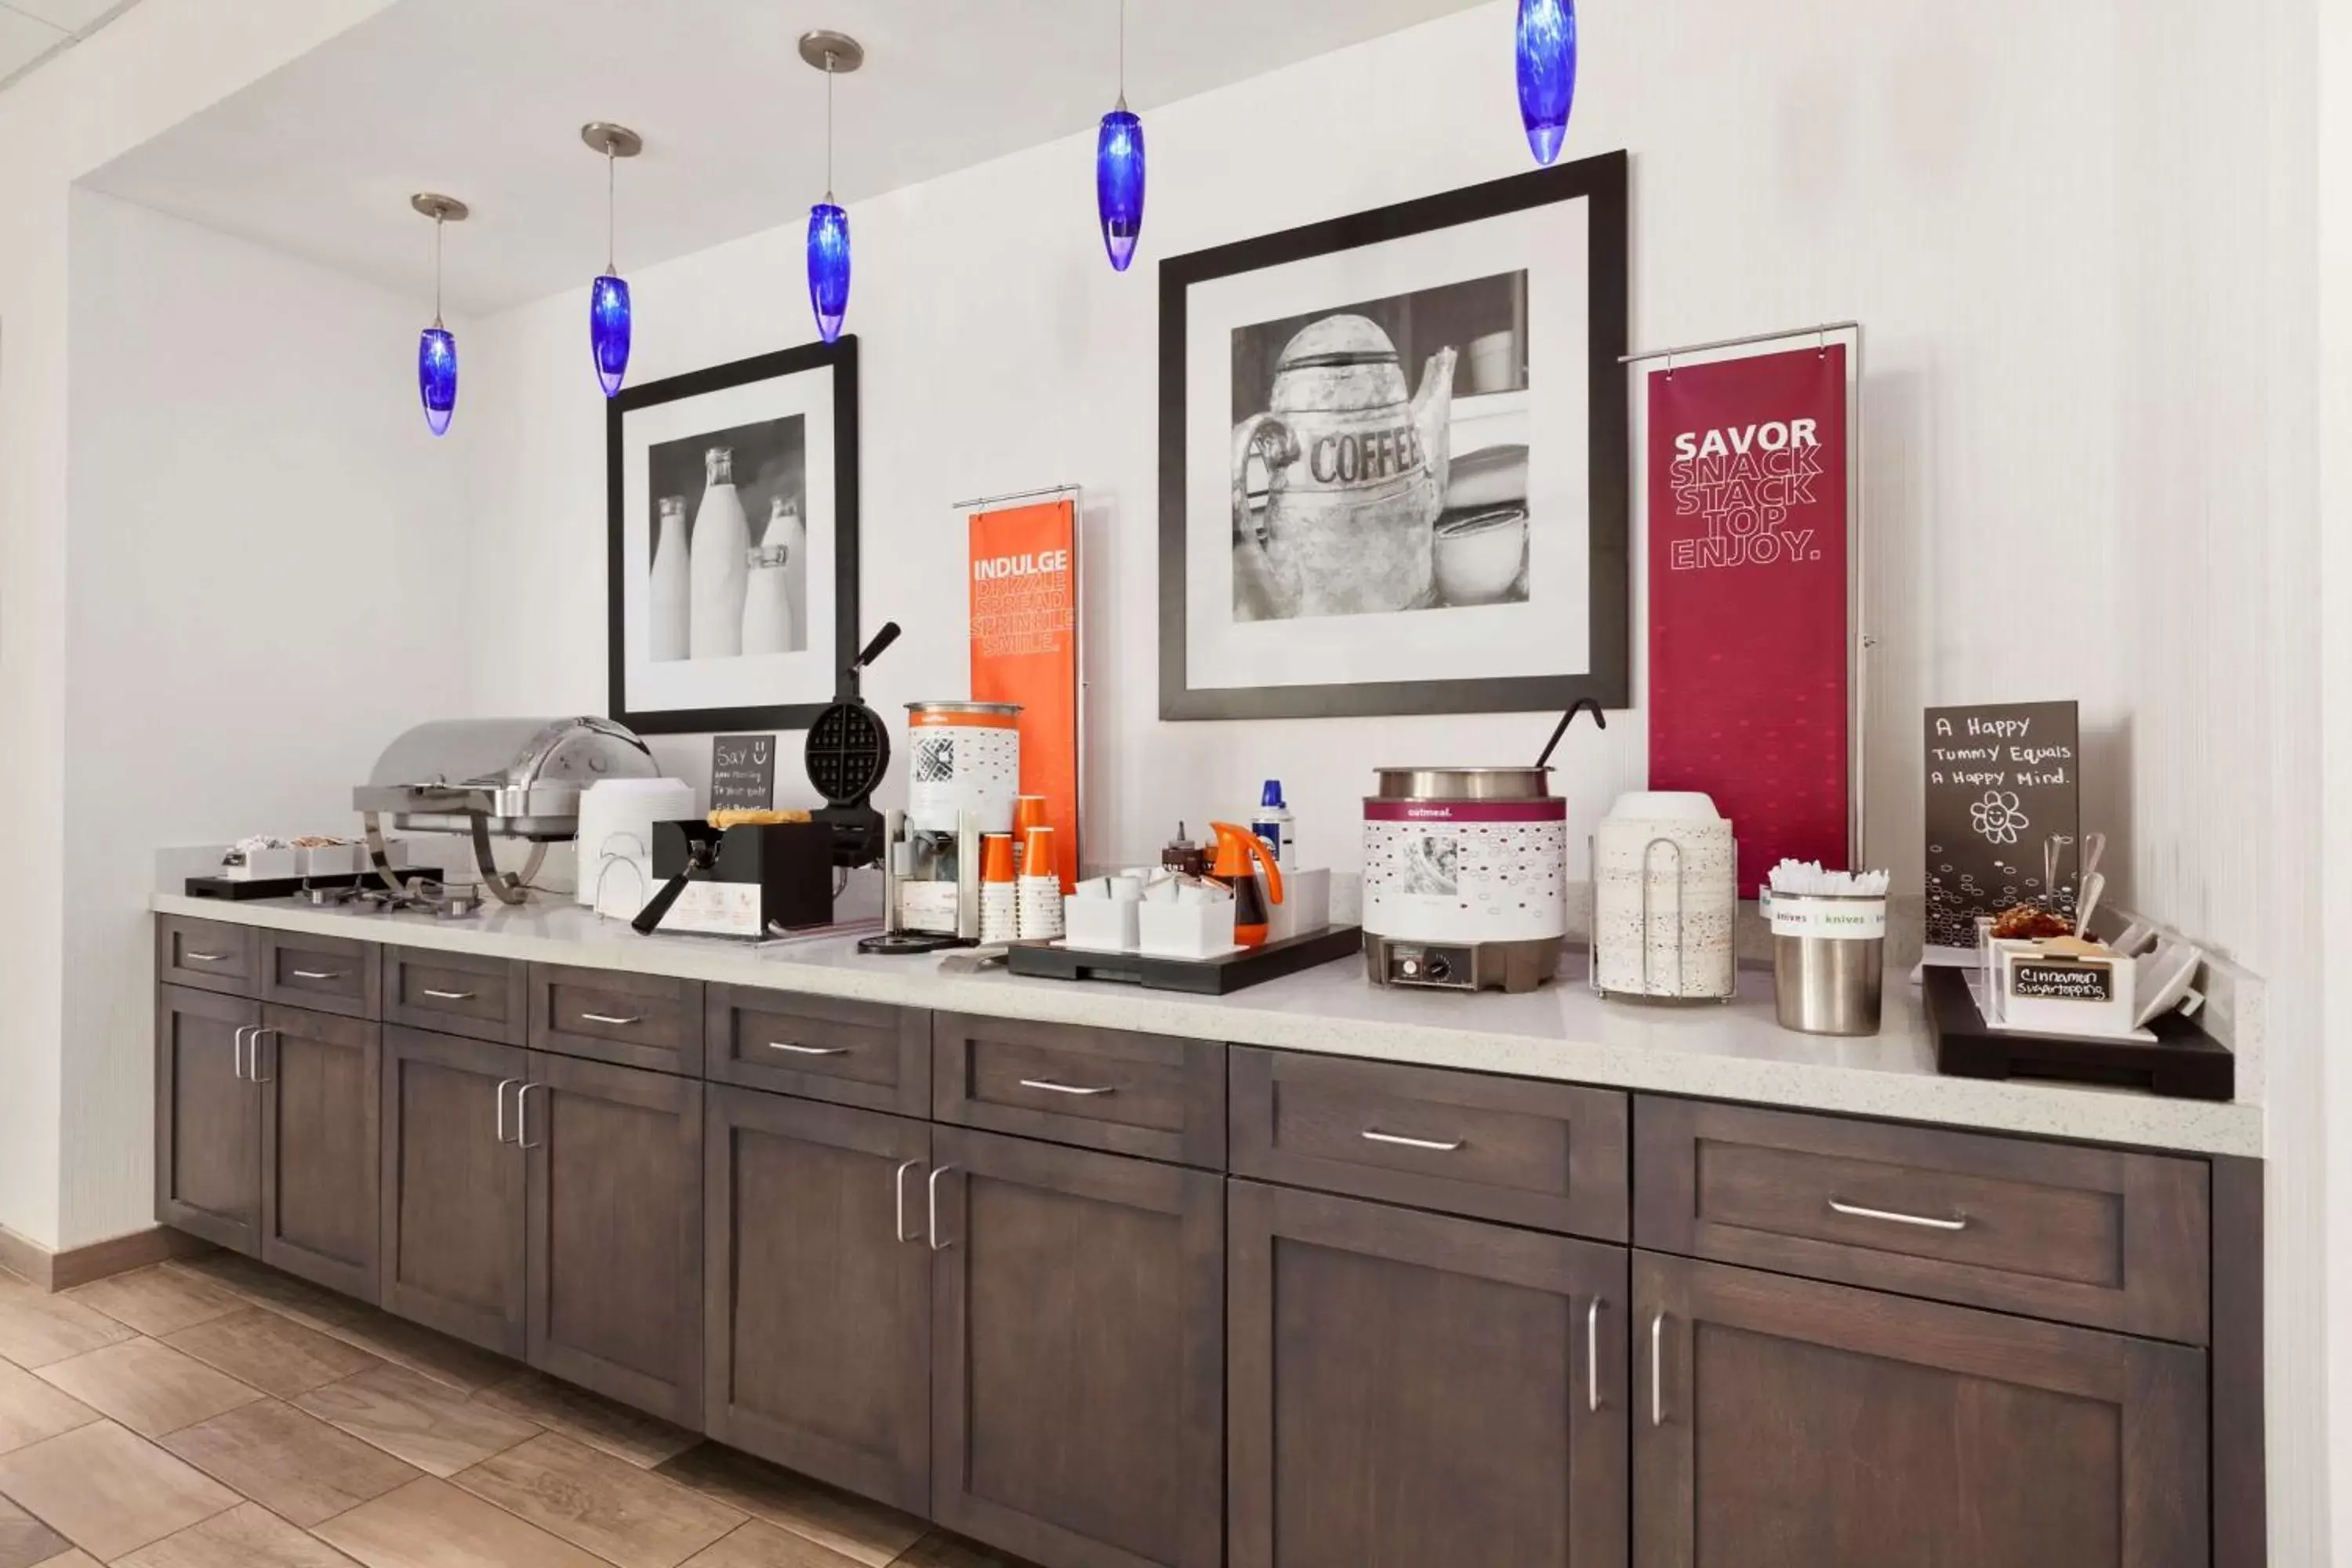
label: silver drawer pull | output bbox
[420,988,477,1001]
[1651,1312,1665,1427]
[769,1042,850,1056]
[1018,1078,1115,1097]
[1361,1128,1465,1152]
[1587,1298,1602,1414]
[580,1012,644,1027]
[290,969,345,981]
[1828,1197,1969,1232]
[183,951,230,964]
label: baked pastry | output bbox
[1991,903,2073,941]
[707,808,813,829]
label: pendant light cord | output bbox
[1116,0,1127,111]
[824,51,836,201]
[432,214,444,328]
[606,147,617,274]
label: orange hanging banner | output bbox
[968,499,1080,891]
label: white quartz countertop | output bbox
[151,893,2264,1158]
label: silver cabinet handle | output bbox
[579,1012,643,1027]
[420,988,477,1001]
[927,1164,958,1250]
[1588,1298,1602,1414]
[1650,1312,1665,1428]
[1018,1079,1114,1097]
[231,1025,253,1081]
[1828,1197,1969,1232]
[183,951,229,964]
[290,968,345,981]
[517,1083,546,1149]
[770,1042,850,1056]
[495,1078,521,1144]
[895,1160,922,1243]
[1361,1128,1465,1152]
[249,1028,278,1084]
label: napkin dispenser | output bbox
[643,821,834,939]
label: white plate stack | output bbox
[1592,792,1737,1000]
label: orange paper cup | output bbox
[1020,825,1057,882]
[1012,795,1050,836]
[981,833,1017,885]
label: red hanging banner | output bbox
[1647,346,1849,895]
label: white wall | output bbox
[57,191,474,1246]
[459,0,2332,1546]
[468,0,2286,949]
[0,0,397,1253]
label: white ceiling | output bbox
[0,0,140,91]
[84,0,1490,314]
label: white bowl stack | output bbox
[1592,792,1737,999]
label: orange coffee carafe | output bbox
[1207,822,1285,947]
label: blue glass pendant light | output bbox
[1096,0,1145,270]
[582,122,644,397]
[799,31,864,345]
[409,193,468,437]
[1515,0,1577,165]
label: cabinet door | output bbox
[930,1127,1222,1568]
[1633,1251,2208,1568]
[524,1051,704,1427]
[704,1086,929,1512]
[155,987,262,1254]
[258,1005,382,1301]
[380,1026,528,1357]
[1228,1180,1628,1568]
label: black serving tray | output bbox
[1007,925,1363,995]
[186,867,447,902]
[1924,964,2233,1101]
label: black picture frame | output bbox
[606,336,862,735]
[1158,150,1630,721]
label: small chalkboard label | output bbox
[2013,962,2113,1003]
[1924,700,2081,949]
[710,735,777,814]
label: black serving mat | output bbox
[185,867,446,901]
[1924,964,2232,1101]
[1007,925,1363,995]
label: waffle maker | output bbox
[808,622,899,869]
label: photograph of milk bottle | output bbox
[644,416,809,661]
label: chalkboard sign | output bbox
[1923,700,2080,949]
[2013,962,2114,1003]
[710,735,777,814]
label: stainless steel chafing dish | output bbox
[356,717,658,903]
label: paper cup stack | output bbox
[1016,826,1064,941]
[1592,792,1737,998]
[979,834,1018,946]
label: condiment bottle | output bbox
[1162,822,1206,878]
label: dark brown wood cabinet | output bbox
[1632,1250,2209,1568]
[155,985,263,1254]
[383,946,528,1044]
[704,1086,931,1512]
[256,1004,381,1301]
[935,1013,1225,1168]
[1229,1179,1628,1568]
[260,930,380,1021]
[529,964,705,1076]
[706,985,930,1116]
[524,1051,705,1427]
[379,1025,529,1358]
[929,1126,1224,1568]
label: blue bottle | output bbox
[1251,781,1294,871]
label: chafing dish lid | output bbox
[361,717,655,795]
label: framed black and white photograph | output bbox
[608,337,859,734]
[1159,151,1628,720]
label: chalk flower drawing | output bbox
[1969,790,2029,846]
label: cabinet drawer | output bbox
[530,964,704,1076]
[706,985,928,1116]
[1634,1097,2211,1344]
[1231,1048,1628,1241]
[260,930,379,1020]
[934,1013,1225,1168]
[157,916,258,996]
[384,947,527,1044]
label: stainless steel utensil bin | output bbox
[1766,891,1886,1036]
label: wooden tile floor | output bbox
[0,1260,1038,1568]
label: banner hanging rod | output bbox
[950,481,1081,511]
[1621,321,1861,366]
